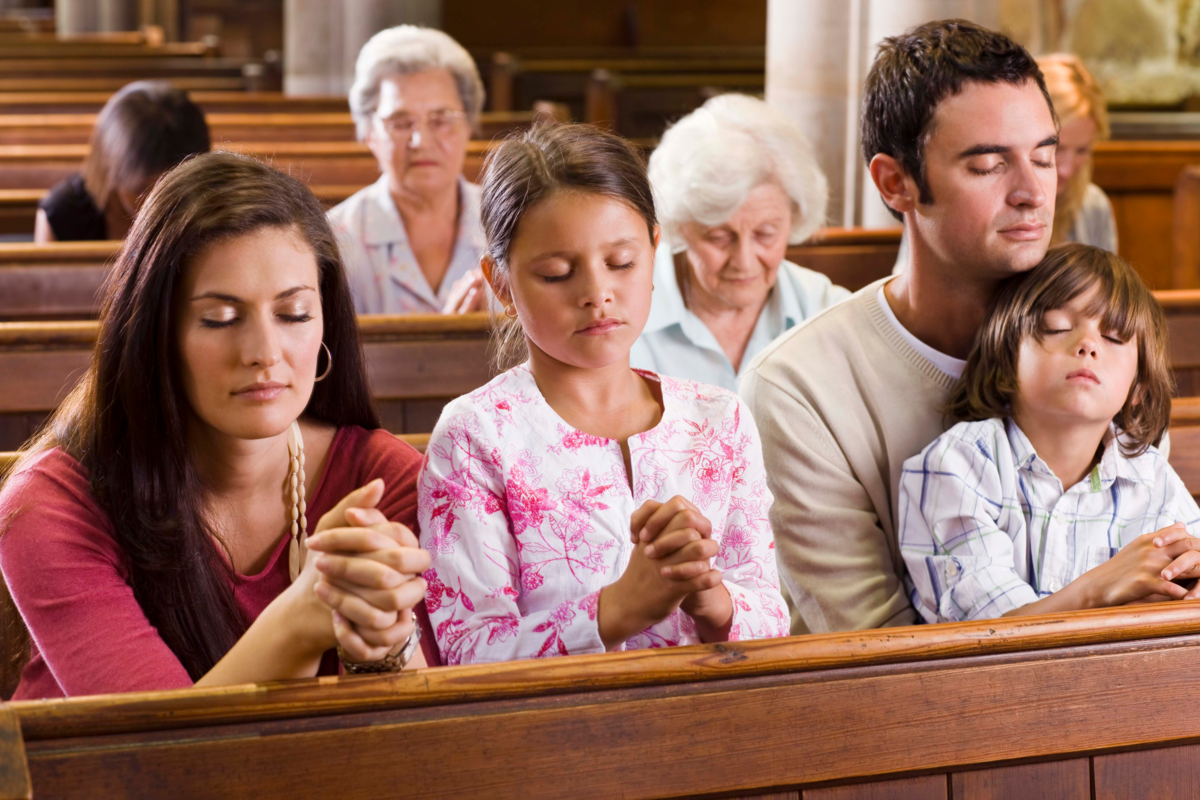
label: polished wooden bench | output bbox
[1094,139,1200,290]
[0,313,492,450]
[0,139,496,190]
[487,49,763,118]
[5,602,1200,798]
[785,227,899,292]
[0,227,897,320]
[0,90,351,115]
[0,110,541,146]
[585,70,765,137]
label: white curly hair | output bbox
[348,25,485,141]
[649,93,828,247]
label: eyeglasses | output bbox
[374,109,468,140]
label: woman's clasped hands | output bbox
[597,496,734,649]
[303,478,431,666]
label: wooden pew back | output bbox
[0,314,492,450]
[6,603,1200,797]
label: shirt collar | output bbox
[1005,417,1155,490]
[361,175,483,250]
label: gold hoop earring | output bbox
[314,341,333,382]
[504,304,518,319]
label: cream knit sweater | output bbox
[739,278,957,634]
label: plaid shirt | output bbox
[899,417,1200,623]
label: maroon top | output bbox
[0,426,436,700]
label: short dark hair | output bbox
[861,19,1055,220]
[948,243,1172,456]
[480,122,657,369]
[83,80,211,206]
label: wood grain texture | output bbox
[0,708,29,800]
[12,602,1200,741]
[803,775,945,799]
[20,637,1200,800]
[1093,742,1200,799]
[951,760,1089,799]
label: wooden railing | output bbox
[5,602,1200,797]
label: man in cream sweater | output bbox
[740,20,1059,634]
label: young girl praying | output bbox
[417,124,788,664]
[899,243,1200,623]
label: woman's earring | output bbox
[504,304,518,319]
[315,341,333,382]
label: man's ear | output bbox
[869,153,918,216]
[480,255,511,306]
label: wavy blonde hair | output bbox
[1038,54,1109,246]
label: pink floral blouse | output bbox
[418,364,788,665]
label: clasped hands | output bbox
[301,478,430,665]
[597,496,733,649]
[1084,522,1200,607]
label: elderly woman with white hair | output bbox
[329,25,489,315]
[630,94,850,391]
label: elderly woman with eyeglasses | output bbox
[329,26,488,315]
[630,94,850,392]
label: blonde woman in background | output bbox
[1040,53,1116,251]
[894,53,1115,271]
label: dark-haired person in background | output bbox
[34,80,211,243]
[740,20,1059,634]
[1,153,433,699]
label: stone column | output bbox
[285,0,444,97]
[99,0,139,32]
[767,0,1014,229]
[56,0,99,35]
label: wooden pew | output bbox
[0,313,492,450]
[0,90,352,115]
[0,110,541,146]
[7,603,1200,797]
[0,227,897,321]
[0,140,497,190]
[786,227,899,292]
[1093,140,1200,290]
[486,49,763,116]
[585,69,764,137]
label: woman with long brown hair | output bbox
[1,152,432,699]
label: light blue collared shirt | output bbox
[328,175,487,314]
[630,244,852,391]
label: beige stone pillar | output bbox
[56,0,99,35]
[99,0,139,32]
[768,0,1016,229]
[286,0,444,97]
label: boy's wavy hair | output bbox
[948,243,1172,456]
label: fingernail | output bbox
[1155,538,1163,546]
[644,545,655,557]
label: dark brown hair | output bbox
[2,152,379,687]
[948,243,1172,456]
[861,19,1055,221]
[83,80,210,207]
[479,123,657,370]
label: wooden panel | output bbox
[738,794,800,800]
[1109,193,1173,290]
[13,603,1200,741]
[0,350,90,413]
[951,759,1089,799]
[1094,743,1200,799]
[0,708,30,800]
[804,774,945,799]
[19,636,1200,799]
